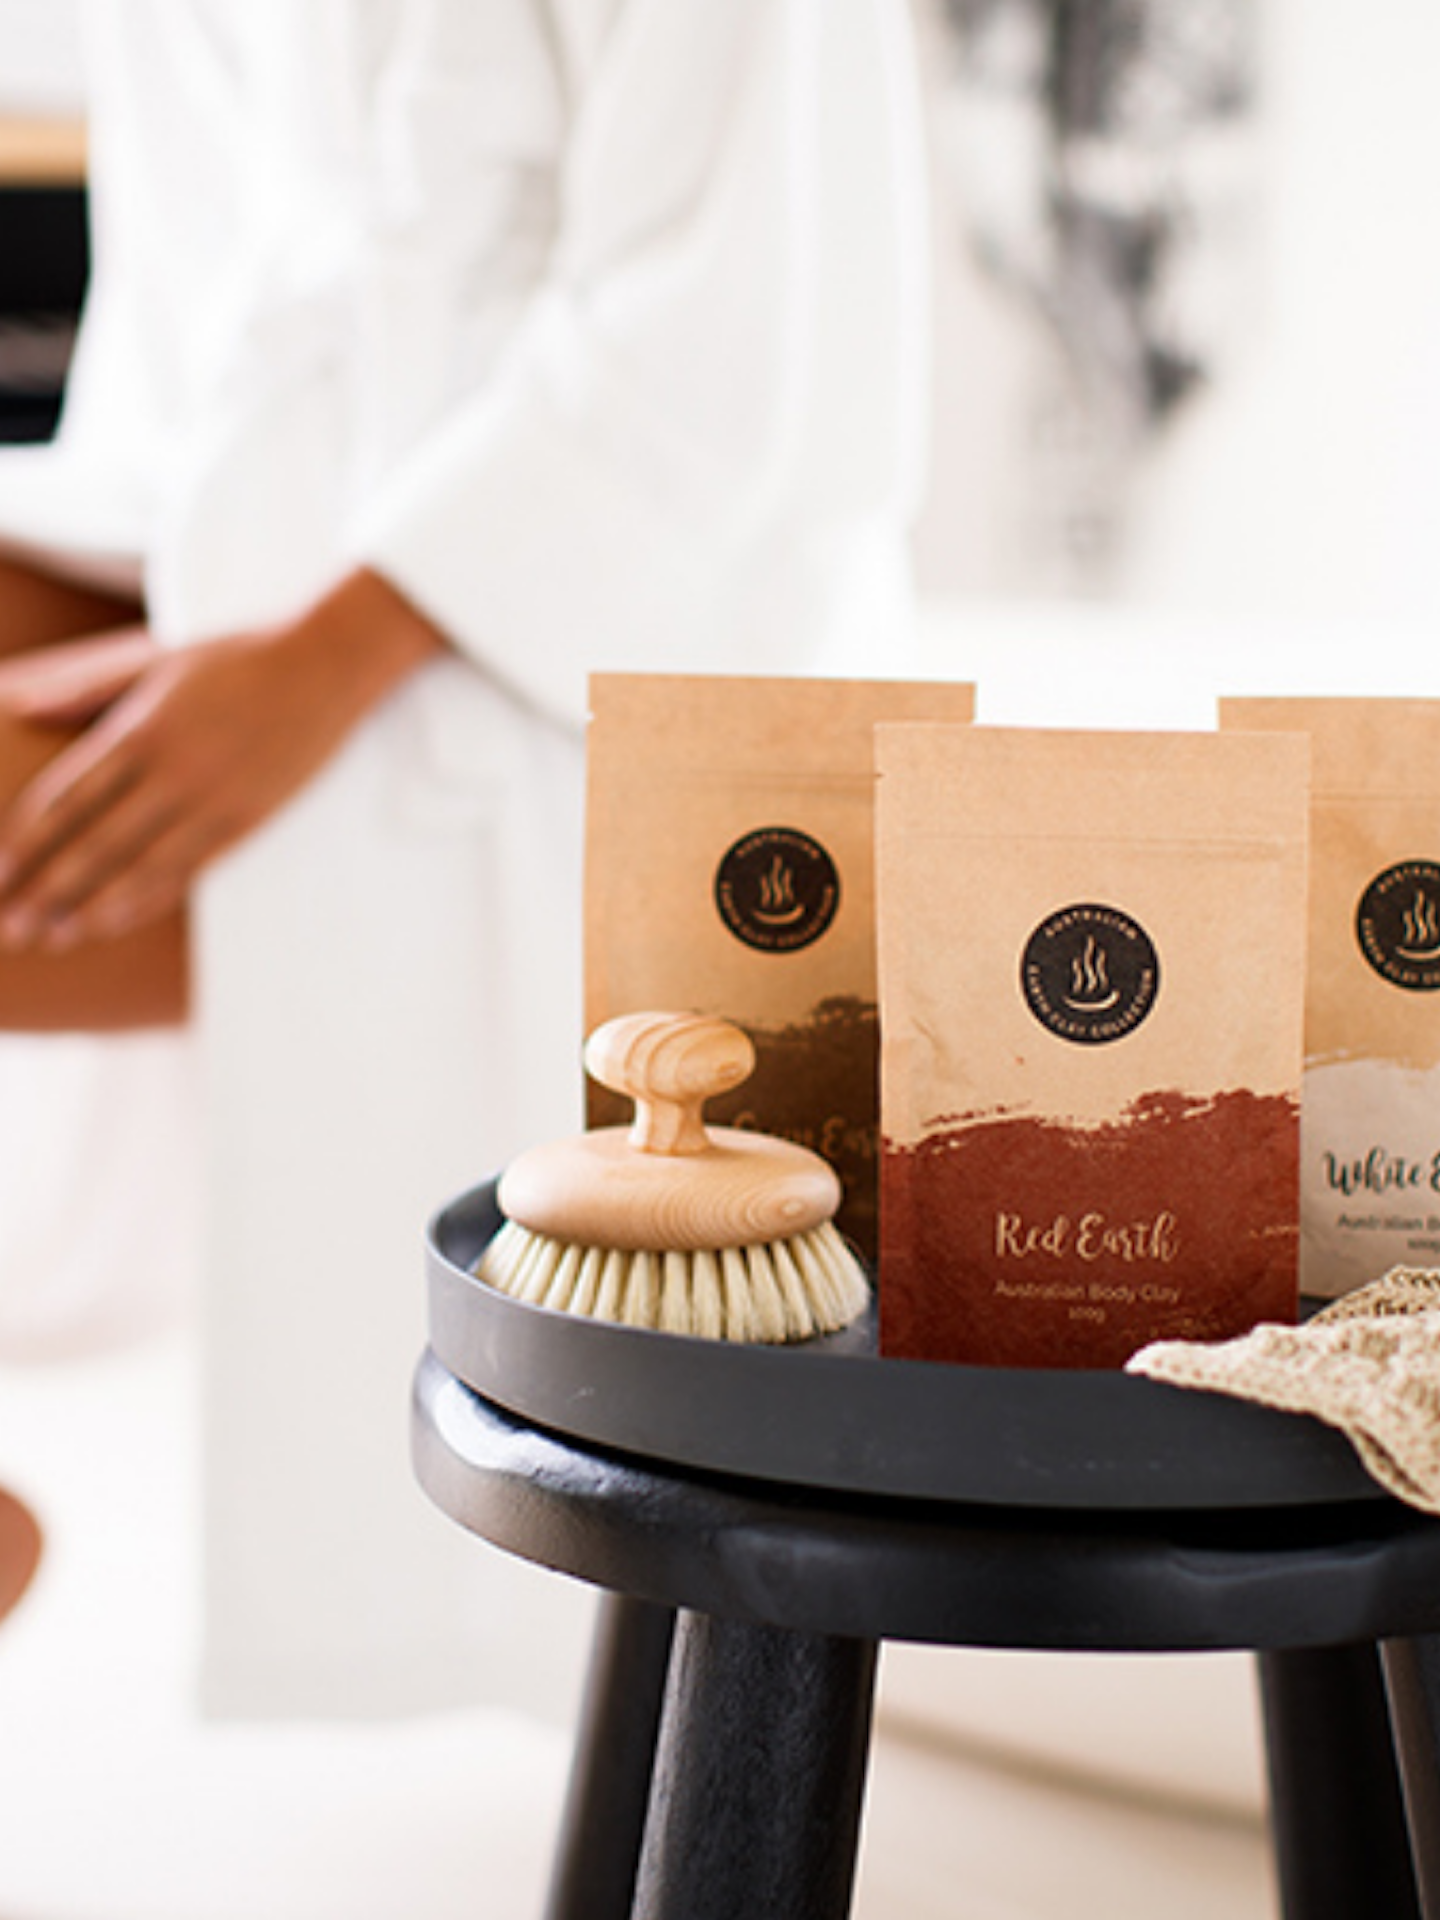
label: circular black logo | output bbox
[714,827,840,953]
[1356,861,1440,991]
[1021,903,1160,1045]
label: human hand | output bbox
[0,569,446,948]
[0,627,159,721]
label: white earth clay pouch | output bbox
[1223,697,1440,1299]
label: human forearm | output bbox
[287,566,450,725]
[0,566,449,947]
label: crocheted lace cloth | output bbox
[1127,1270,1440,1511]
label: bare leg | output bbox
[0,1485,42,1626]
[0,552,183,1027]
[0,548,142,657]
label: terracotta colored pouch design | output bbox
[876,725,1309,1368]
[585,672,976,1262]
[1222,697,1440,1300]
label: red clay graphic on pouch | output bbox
[880,1088,1298,1369]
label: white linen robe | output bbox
[0,0,929,1716]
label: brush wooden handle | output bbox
[584,1011,755,1155]
[498,1011,843,1252]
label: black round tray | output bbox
[425,1180,1383,1511]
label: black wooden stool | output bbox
[413,1348,1440,1920]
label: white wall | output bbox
[0,0,85,113]
[915,0,1440,645]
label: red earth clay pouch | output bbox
[585,672,976,1264]
[875,725,1310,1368]
[1222,698,1440,1301]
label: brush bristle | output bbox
[476,1218,869,1343]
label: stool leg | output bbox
[632,1611,878,1920]
[544,1594,677,1920]
[1258,1644,1422,1920]
[1382,1635,1440,1920]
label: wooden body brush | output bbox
[476,1011,871,1342]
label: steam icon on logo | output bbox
[1396,889,1440,962]
[1063,933,1121,1014]
[753,853,806,928]
[1357,861,1440,991]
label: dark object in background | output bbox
[942,0,1256,430]
[935,0,1258,582]
[0,184,87,443]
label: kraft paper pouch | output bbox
[1222,697,1440,1300]
[585,672,976,1262]
[876,725,1309,1368]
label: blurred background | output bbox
[4,1,1436,1914]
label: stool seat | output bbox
[413,1350,1440,1920]
[414,1350,1440,1655]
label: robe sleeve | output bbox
[347,0,927,728]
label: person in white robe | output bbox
[0,0,930,1715]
